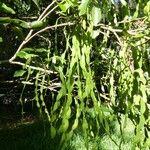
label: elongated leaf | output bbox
[17,51,37,59]
[144,1,150,15]
[92,30,100,39]
[0,17,11,24]
[32,0,40,9]
[59,119,69,133]
[0,2,16,14]
[51,126,56,139]
[14,70,26,77]
[0,37,3,43]
[58,2,71,12]
[30,20,46,29]
[91,6,101,26]
[21,48,33,52]
[11,19,30,28]
[120,0,127,6]
[79,0,90,16]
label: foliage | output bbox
[0,0,150,149]
[0,116,134,150]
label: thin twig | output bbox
[100,26,123,46]
[26,22,75,43]
[21,81,61,91]
[9,30,33,62]
[41,5,58,21]
[10,61,57,74]
[38,1,56,21]
[9,1,57,63]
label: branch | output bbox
[26,22,75,43]
[9,1,57,63]
[10,61,57,74]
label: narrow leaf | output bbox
[0,2,16,14]
[91,6,101,26]
[79,0,90,16]
[14,70,26,77]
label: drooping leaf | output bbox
[92,30,100,39]
[51,126,56,139]
[144,1,150,15]
[35,48,47,53]
[14,70,26,77]
[17,51,37,59]
[58,2,71,12]
[91,6,101,26]
[21,48,33,52]
[11,19,30,28]
[0,2,16,14]
[79,0,90,16]
[32,0,40,9]
[59,119,69,133]
[0,17,11,24]
[120,0,127,6]
[0,37,3,43]
[30,20,46,29]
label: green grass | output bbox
[0,115,134,150]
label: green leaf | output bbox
[0,37,3,43]
[144,1,150,15]
[140,100,146,114]
[72,118,78,130]
[21,48,33,52]
[30,20,46,29]
[59,119,69,133]
[11,19,30,28]
[91,6,101,26]
[92,30,100,39]
[120,0,127,6]
[36,48,47,52]
[79,0,90,16]
[20,21,30,29]
[51,126,56,139]
[14,70,26,77]
[32,0,40,9]
[21,48,47,53]
[0,17,11,24]
[17,51,37,59]
[0,2,16,14]
[58,2,71,12]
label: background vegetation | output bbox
[0,0,150,149]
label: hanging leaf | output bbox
[144,1,150,15]
[32,0,40,9]
[14,70,26,77]
[0,37,3,43]
[35,48,47,53]
[51,126,56,139]
[91,6,101,26]
[21,48,33,52]
[58,2,71,12]
[0,17,11,24]
[0,2,16,14]
[11,19,30,28]
[79,0,90,16]
[120,0,127,6]
[30,20,46,29]
[17,51,37,59]
[59,119,69,133]
[92,30,100,39]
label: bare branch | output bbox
[10,61,57,74]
